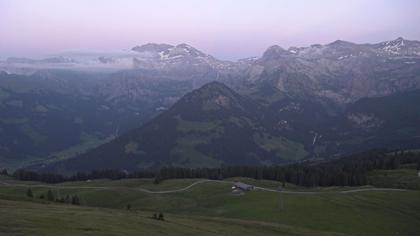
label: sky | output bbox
[1,0,420,60]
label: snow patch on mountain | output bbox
[381,37,405,54]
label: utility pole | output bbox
[278,186,284,210]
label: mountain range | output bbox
[39,81,420,172]
[1,37,420,171]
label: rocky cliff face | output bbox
[244,37,420,103]
[3,38,420,105]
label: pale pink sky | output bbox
[1,0,419,60]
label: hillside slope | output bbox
[41,82,420,172]
[43,82,309,172]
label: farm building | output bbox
[232,182,254,191]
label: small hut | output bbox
[232,182,254,191]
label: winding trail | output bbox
[136,180,233,194]
[340,188,408,193]
[0,179,409,194]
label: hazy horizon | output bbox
[1,0,420,60]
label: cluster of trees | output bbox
[10,169,155,184]
[25,188,81,205]
[4,149,420,188]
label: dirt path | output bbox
[0,179,409,194]
[340,188,407,193]
[136,180,233,194]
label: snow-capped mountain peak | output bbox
[373,37,420,56]
[174,43,207,57]
[380,37,406,54]
[131,43,172,53]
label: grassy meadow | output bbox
[1,171,420,236]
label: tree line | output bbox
[2,149,420,187]
[155,150,420,187]
[9,169,155,184]
[25,188,81,205]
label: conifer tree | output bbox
[158,212,164,221]
[71,195,80,205]
[26,188,33,198]
[47,189,55,201]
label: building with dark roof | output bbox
[232,182,254,191]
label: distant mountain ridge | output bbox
[244,37,420,103]
[2,38,420,100]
